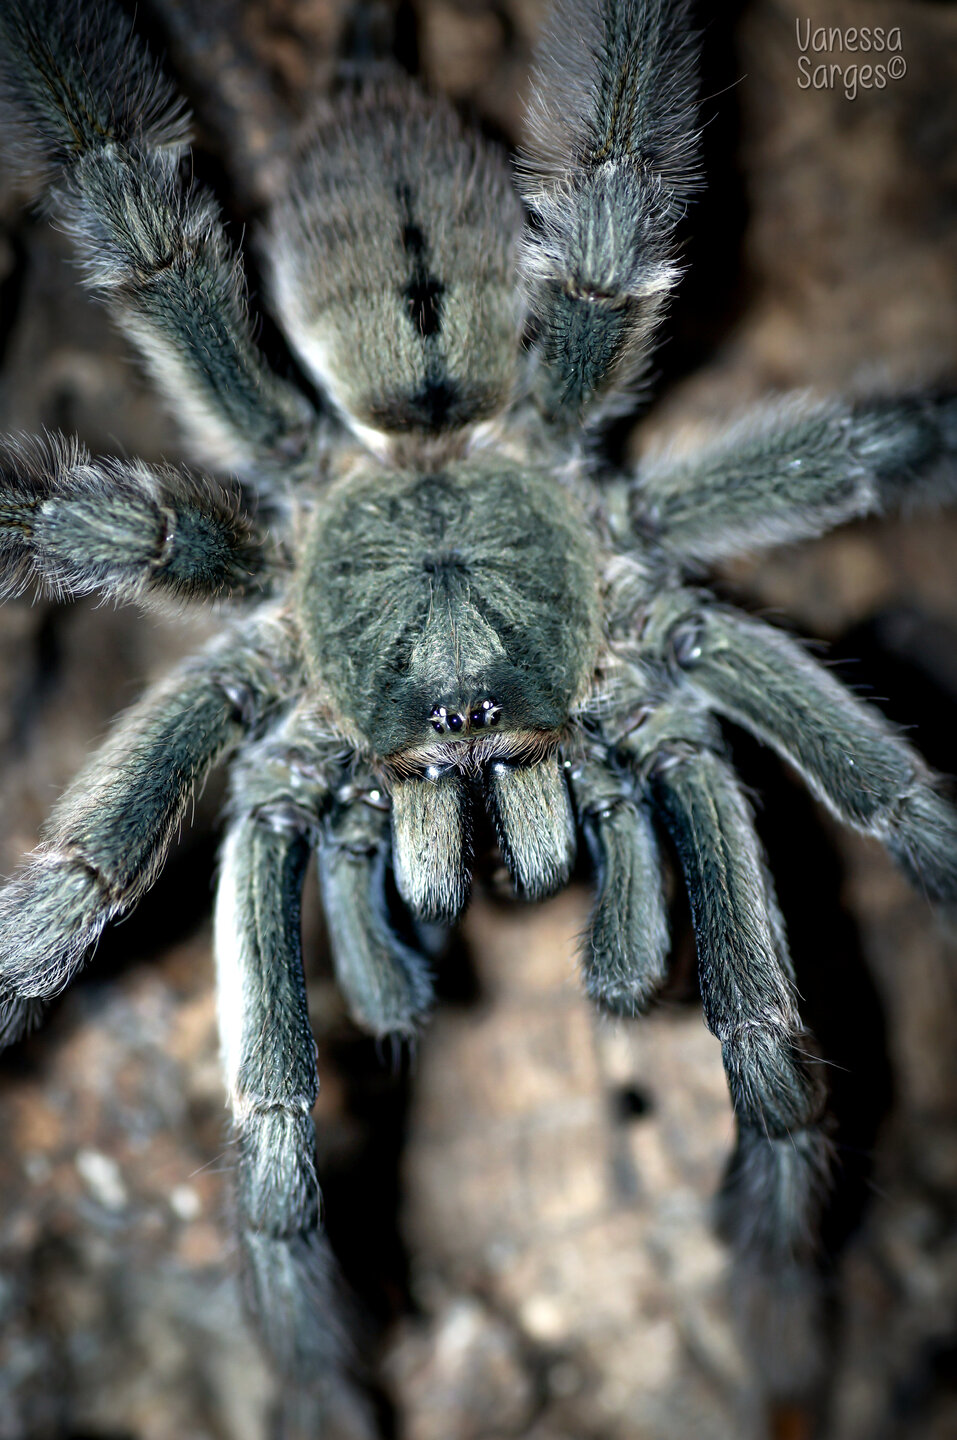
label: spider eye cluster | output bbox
[430,698,501,735]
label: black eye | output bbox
[447,713,464,732]
[431,720,445,733]
[473,697,501,728]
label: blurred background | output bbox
[0,1,955,1437]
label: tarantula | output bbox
[0,0,955,1418]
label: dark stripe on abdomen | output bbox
[398,187,445,339]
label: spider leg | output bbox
[215,807,345,1389]
[217,717,432,1404]
[587,640,839,1396]
[220,712,436,1041]
[567,752,669,1015]
[0,0,319,481]
[518,0,700,427]
[0,432,266,605]
[648,741,828,1150]
[0,615,295,1038]
[664,602,957,900]
[713,1120,837,1407]
[590,628,835,1225]
[319,789,434,1036]
[645,735,837,1395]
[629,390,957,565]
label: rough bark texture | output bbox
[0,2,955,1438]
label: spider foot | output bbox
[716,1121,838,1408]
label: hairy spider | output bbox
[0,0,954,1426]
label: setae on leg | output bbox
[518,0,701,425]
[0,432,266,605]
[215,810,345,1385]
[668,604,957,900]
[649,743,828,1148]
[231,714,437,1041]
[215,721,402,1429]
[0,616,295,1038]
[0,0,320,480]
[319,791,435,1038]
[570,751,670,1015]
[630,390,957,565]
[647,738,837,1399]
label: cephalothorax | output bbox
[0,0,954,1423]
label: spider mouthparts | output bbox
[390,772,471,921]
[388,749,576,920]
[484,753,576,899]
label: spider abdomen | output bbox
[268,79,524,448]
